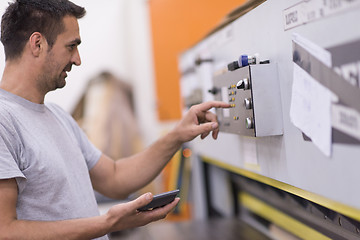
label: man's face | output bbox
[37,15,82,93]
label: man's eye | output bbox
[68,45,76,50]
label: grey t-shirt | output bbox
[0,88,108,240]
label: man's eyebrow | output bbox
[68,38,82,45]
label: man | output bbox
[0,0,229,239]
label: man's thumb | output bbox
[134,192,153,210]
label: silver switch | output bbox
[245,117,254,129]
[236,78,251,90]
[244,98,252,109]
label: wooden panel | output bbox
[149,0,245,120]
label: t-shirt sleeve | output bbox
[0,122,26,190]
[46,103,102,170]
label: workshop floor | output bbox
[108,218,271,240]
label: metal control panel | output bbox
[179,0,360,220]
[213,64,283,137]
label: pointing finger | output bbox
[195,101,231,112]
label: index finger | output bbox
[195,101,231,112]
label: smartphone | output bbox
[137,189,180,211]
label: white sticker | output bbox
[290,64,332,156]
[221,87,230,118]
[242,138,259,171]
[284,0,360,30]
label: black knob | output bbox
[195,58,213,66]
[227,61,239,71]
[208,87,219,95]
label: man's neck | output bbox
[1,61,45,104]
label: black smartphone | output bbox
[137,189,180,211]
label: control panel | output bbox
[212,64,283,137]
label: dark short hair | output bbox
[1,0,86,60]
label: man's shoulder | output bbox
[0,99,15,122]
[0,92,24,118]
[0,100,18,136]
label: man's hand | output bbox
[172,101,231,143]
[105,193,180,232]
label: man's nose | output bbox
[72,48,81,66]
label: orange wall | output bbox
[149,0,245,121]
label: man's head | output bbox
[1,0,86,61]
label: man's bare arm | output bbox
[0,178,179,240]
[90,101,230,199]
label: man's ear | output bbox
[29,32,46,57]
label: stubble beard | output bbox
[37,55,66,94]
